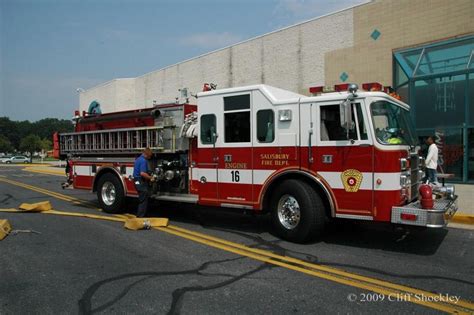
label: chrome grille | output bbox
[410,154,420,201]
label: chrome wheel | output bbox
[101,181,116,206]
[277,194,301,230]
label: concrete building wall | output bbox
[79,8,354,112]
[325,0,474,87]
[79,0,473,113]
[80,78,135,113]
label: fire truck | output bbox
[54,83,458,242]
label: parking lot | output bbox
[1,164,473,314]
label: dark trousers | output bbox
[423,168,437,184]
[134,180,150,217]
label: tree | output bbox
[20,134,42,163]
[33,118,73,140]
[0,135,13,154]
[40,138,53,158]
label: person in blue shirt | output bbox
[133,148,153,217]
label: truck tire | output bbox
[96,173,125,214]
[270,179,326,243]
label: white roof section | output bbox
[197,84,305,102]
[198,84,410,109]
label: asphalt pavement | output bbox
[0,165,473,314]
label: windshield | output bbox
[371,100,418,146]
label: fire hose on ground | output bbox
[0,201,169,241]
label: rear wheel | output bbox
[97,173,125,213]
[270,179,326,243]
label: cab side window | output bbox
[200,114,216,144]
[224,94,251,143]
[256,110,274,143]
[320,104,359,141]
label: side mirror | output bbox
[339,99,353,130]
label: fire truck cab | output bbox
[56,83,458,242]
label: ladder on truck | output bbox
[59,125,179,156]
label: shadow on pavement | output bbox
[143,200,448,256]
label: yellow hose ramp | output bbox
[0,201,168,239]
[0,219,12,240]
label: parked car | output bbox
[0,156,13,163]
[4,156,30,164]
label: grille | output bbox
[410,154,420,201]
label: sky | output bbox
[0,0,365,121]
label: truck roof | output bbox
[197,84,410,109]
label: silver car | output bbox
[4,156,30,164]
[0,156,12,163]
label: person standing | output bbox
[133,148,154,217]
[424,136,439,184]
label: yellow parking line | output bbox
[0,177,99,209]
[1,178,473,313]
[22,167,65,177]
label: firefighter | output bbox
[133,148,154,217]
[386,128,404,144]
[61,155,73,189]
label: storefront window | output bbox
[397,83,409,104]
[419,129,464,181]
[414,75,465,129]
[469,74,474,124]
[468,128,474,181]
[394,35,473,182]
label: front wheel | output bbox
[270,179,326,243]
[97,173,125,213]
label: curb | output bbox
[451,213,474,225]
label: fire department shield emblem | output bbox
[341,169,363,192]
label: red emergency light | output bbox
[203,83,212,92]
[400,213,417,221]
[334,83,350,92]
[362,82,383,91]
[309,86,324,94]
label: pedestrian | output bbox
[424,136,439,184]
[133,148,154,217]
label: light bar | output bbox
[309,86,323,94]
[334,83,349,92]
[362,82,383,91]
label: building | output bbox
[80,0,474,186]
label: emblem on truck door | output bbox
[341,169,363,192]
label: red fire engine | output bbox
[54,83,458,242]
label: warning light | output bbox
[309,86,324,94]
[362,82,383,91]
[400,213,417,221]
[334,83,350,92]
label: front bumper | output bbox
[391,196,458,228]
